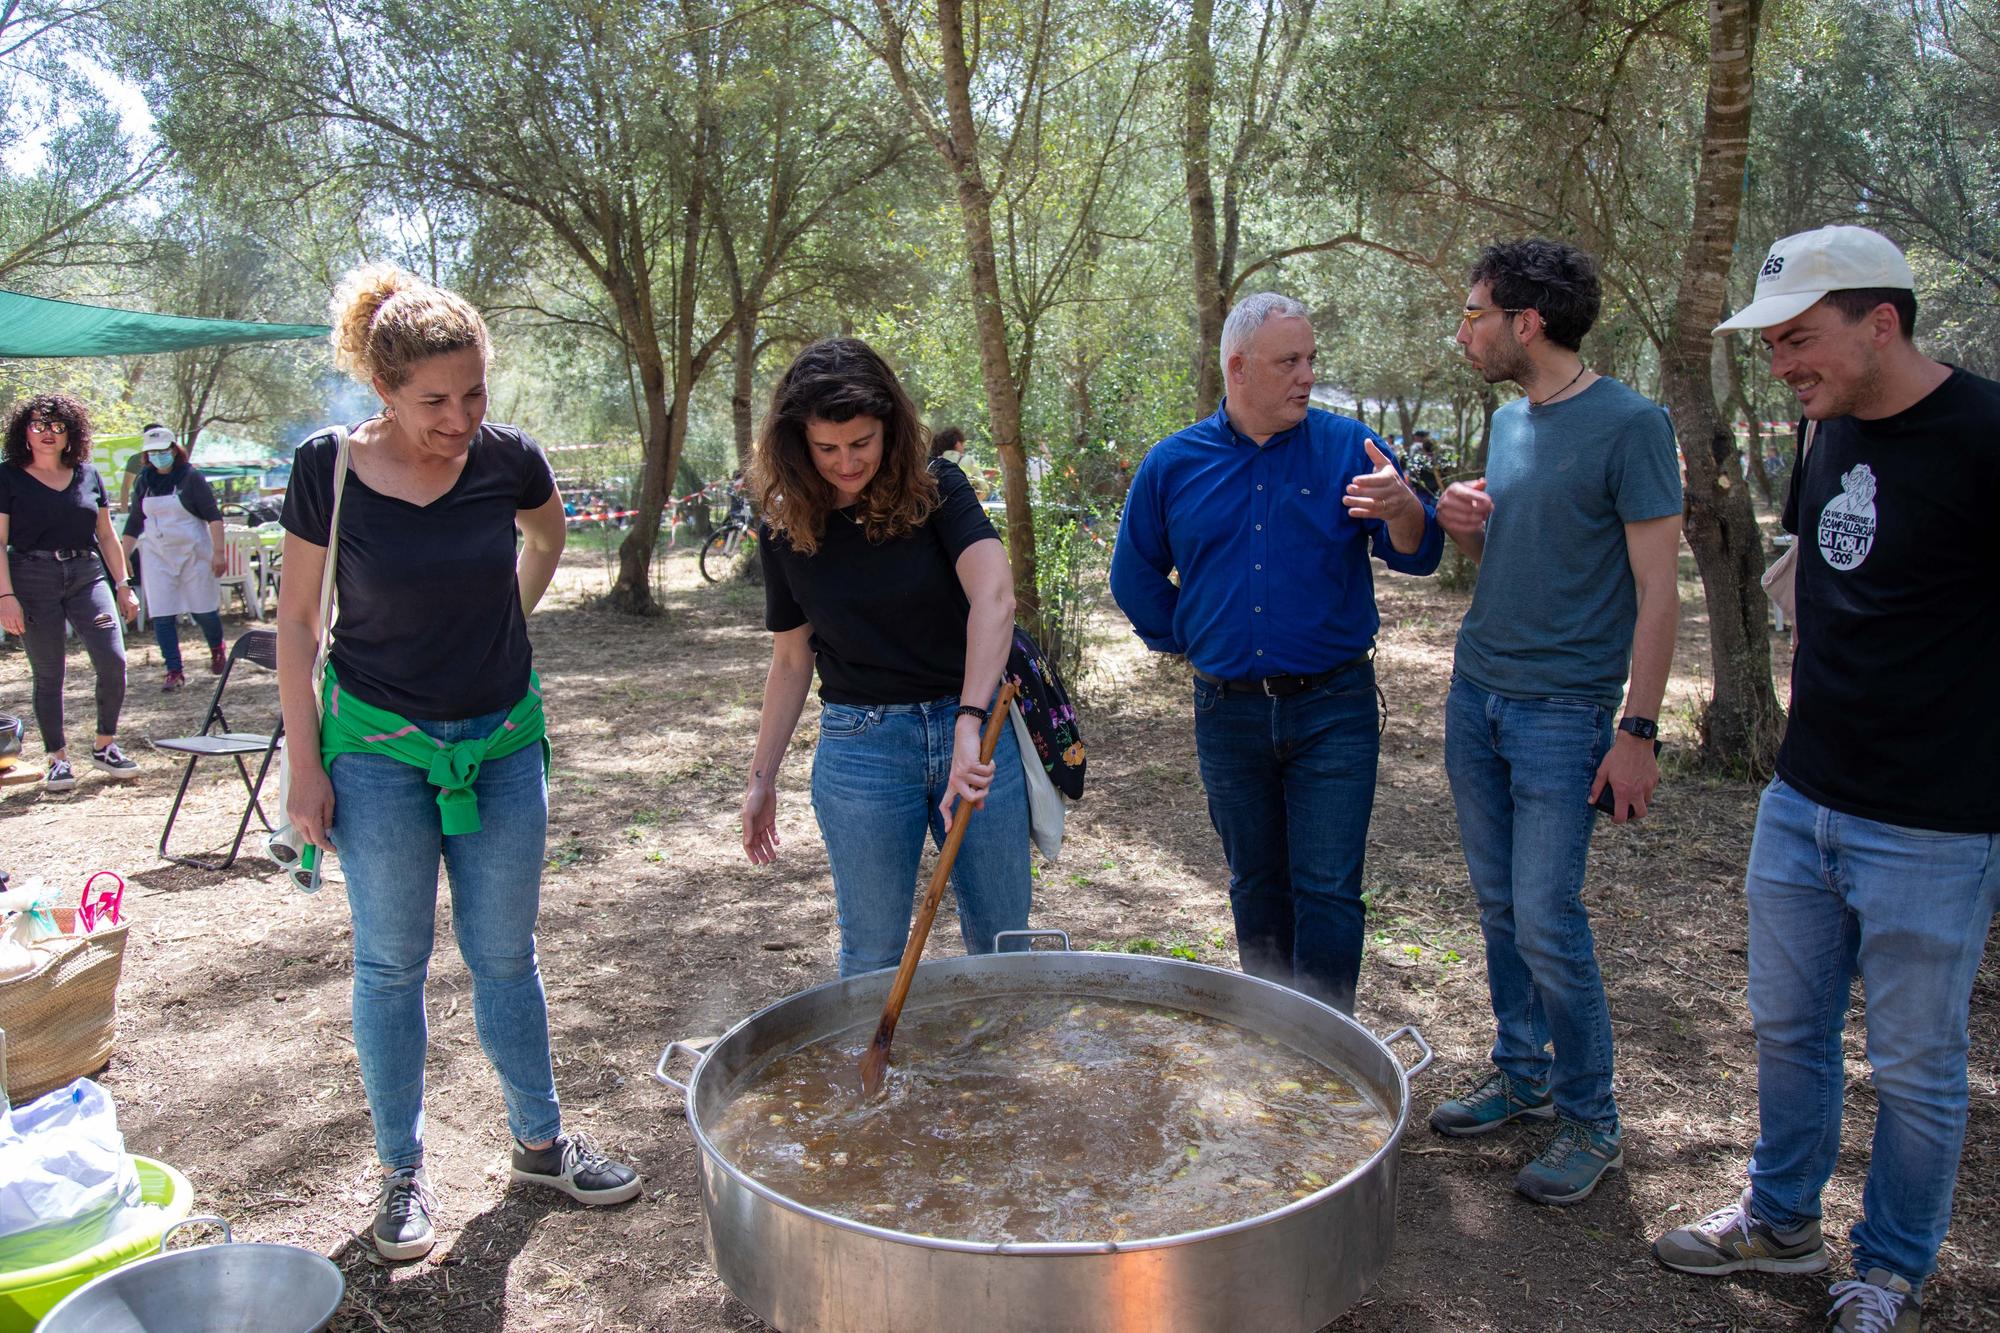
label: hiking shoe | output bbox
[1515,1118,1623,1205]
[1428,1068,1555,1138]
[44,758,76,792]
[510,1132,640,1205]
[209,642,227,674]
[90,743,139,779]
[1653,1187,1828,1275]
[371,1166,437,1262]
[1829,1268,1920,1331]
[161,669,186,693]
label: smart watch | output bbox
[1617,716,1659,741]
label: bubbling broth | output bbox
[707,995,1393,1244]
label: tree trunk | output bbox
[1473,385,1497,473]
[732,314,758,473]
[1659,0,1783,770]
[1182,0,1225,417]
[936,0,1040,627]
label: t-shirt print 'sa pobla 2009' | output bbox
[1817,462,1878,572]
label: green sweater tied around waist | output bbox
[318,667,550,836]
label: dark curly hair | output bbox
[3,392,93,468]
[1468,239,1602,352]
[750,338,937,556]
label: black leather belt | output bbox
[10,548,97,561]
[1194,649,1374,698]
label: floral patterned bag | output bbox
[1004,626,1085,801]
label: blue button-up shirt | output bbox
[1110,404,1442,679]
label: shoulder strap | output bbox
[311,425,352,709]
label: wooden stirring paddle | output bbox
[859,682,1019,1099]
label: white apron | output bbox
[136,484,221,620]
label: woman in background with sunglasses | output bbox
[0,393,142,790]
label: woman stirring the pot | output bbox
[0,393,142,790]
[739,337,1031,975]
[120,424,229,692]
[276,264,637,1264]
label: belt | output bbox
[10,548,98,562]
[1193,649,1374,698]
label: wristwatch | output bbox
[1617,716,1659,741]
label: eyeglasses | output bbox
[1460,306,1527,326]
[25,416,70,434]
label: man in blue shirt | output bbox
[1428,238,1682,1208]
[1111,292,1442,1014]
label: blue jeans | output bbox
[810,696,1032,977]
[1743,775,2000,1287]
[151,610,223,673]
[328,708,560,1169]
[1192,660,1379,1014]
[1444,675,1619,1130]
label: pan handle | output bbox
[653,1040,705,1098]
[160,1215,232,1254]
[1380,1025,1434,1080]
[994,929,1071,952]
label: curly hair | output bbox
[751,338,937,556]
[1467,238,1602,352]
[329,262,489,390]
[3,392,92,468]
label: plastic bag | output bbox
[0,880,63,981]
[0,1078,145,1269]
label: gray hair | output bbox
[1220,292,1310,367]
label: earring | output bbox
[382,405,396,422]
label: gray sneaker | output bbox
[43,758,76,792]
[1829,1269,1920,1332]
[1428,1068,1555,1137]
[371,1166,436,1262]
[1514,1118,1622,1205]
[1652,1187,1828,1275]
[510,1132,640,1205]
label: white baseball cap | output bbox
[1714,225,1915,334]
[141,424,176,450]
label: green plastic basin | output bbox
[0,1156,192,1332]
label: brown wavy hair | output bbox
[329,262,489,390]
[3,392,92,468]
[751,338,937,556]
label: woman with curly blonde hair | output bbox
[739,337,1032,975]
[276,264,635,1264]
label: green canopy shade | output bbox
[0,289,329,358]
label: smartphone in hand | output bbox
[1593,740,1664,816]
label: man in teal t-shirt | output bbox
[1426,238,1684,1208]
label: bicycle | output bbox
[699,487,756,584]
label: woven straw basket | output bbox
[0,907,128,1104]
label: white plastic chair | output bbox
[218,525,265,619]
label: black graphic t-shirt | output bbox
[1778,367,2000,831]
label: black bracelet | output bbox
[0,592,16,601]
[956,703,990,724]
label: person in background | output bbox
[0,393,142,790]
[1110,291,1442,1016]
[929,425,968,468]
[1652,225,2000,1333]
[120,425,228,692]
[740,339,1030,976]
[277,263,636,1265]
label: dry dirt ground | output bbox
[1,547,1995,1333]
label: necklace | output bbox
[1529,365,1587,407]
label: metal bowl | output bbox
[36,1217,344,1333]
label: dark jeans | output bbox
[1192,660,1380,1014]
[8,554,126,753]
[152,610,224,673]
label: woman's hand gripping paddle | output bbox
[858,683,1018,1100]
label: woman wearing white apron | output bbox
[119,428,228,692]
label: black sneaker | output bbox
[510,1132,641,1205]
[90,743,139,780]
[371,1167,437,1261]
[44,758,77,791]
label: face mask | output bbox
[148,451,175,469]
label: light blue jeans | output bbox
[1444,675,1619,1131]
[810,696,1032,977]
[328,707,560,1170]
[1743,775,2000,1287]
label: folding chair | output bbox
[156,629,284,870]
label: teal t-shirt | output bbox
[1454,376,1682,707]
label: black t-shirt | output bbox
[1778,367,2000,832]
[761,461,1000,705]
[281,422,556,721]
[0,462,108,552]
[123,464,223,537]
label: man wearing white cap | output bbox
[1653,225,2000,1333]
